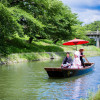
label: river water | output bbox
[0,56,100,100]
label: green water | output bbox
[0,59,62,100]
[0,57,100,100]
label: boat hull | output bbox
[44,63,94,78]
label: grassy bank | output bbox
[0,52,65,65]
[0,37,100,65]
[92,90,100,100]
[81,90,100,100]
[0,50,100,65]
[1,36,100,55]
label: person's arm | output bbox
[61,57,66,67]
[62,57,66,64]
[80,52,85,57]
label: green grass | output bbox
[0,38,64,55]
[1,37,100,56]
[0,52,64,64]
[81,90,100,100]
[0,37,100,64]
[0,52,52,64]
[93,90,100,100]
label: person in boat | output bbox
[71,51,82,69]
[79,48,85,67]
[61,52,73,68]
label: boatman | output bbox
[79,48,85,67]
[61,52,73,68]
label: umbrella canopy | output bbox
[63,38,89,45]
[63,38,89,50]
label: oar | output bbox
[84,56,89,63]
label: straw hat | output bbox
[79,48,84,51]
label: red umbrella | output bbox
[63,38,89,50]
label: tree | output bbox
[0,0,80,44]
[9,7,45,43]
[0,3,23,39]
[44,1,79,43]
[72,25,88,40]
[85,21,100,31]
[7,0,79,43]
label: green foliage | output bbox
[81,90,100,100]
[8,7,45,38]
[0,0,8,6]
[72,25,89,40]
[93,91,100,100]
[84,21,100,45]
[6,0,79,43]
[87,39,96,45]
[85,21,100,31]
[0,3,23,38]
[0,52,51,64]
[0,0,94,55]
[21,53,40,61]
[44,1,79,43]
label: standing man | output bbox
[61,52,73,68]
[79,48,85,67]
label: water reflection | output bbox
[0,57,100,100]
[37,73,93,100]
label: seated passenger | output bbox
[71,51,82,69]
[61,52,73,68]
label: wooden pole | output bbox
[84,56,89,63]
[76,45,77,51]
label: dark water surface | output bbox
[0,56,100,100]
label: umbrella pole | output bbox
[76,45,77,51]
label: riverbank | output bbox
[0,50,100,65]
[0,52,65,65]
[1,38,100,65]
[92,90,100,100]
[82,88,100,100]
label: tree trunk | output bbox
[53,39,59,44]
[29,37,33,44]
[35,36,46,39]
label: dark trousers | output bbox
[80,59,85,67]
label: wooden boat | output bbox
[44,63,94,78]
